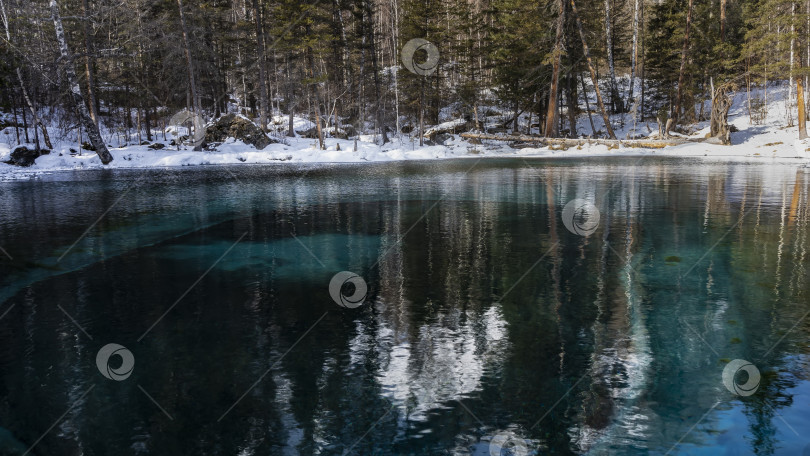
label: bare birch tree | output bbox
[50,0,112,163]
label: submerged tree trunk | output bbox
[50,0,112,163]
[570,0,616,139]
[545,0,564,138]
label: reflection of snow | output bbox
[372,305,510,423]
[468,426,539,456]
[573,240,653,453]
[272,369,303,456]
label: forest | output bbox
[0,0,808,163]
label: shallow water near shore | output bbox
[0,157,809,455]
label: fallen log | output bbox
[459,132,697,149]
[423,119,469,139]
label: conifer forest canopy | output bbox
[0,0,797,146]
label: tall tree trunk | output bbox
[720,0,727,42]
[177,0,201,115]
[796,78,807,139]
[673,0,694,128]
[81,0,99,125]
[570,0,616,139]
[287,54,295,137]
[580,73,597,136]
[136,104,142,145]
[545,0,564,138]
[333,0,352,131]
[640,0,645,120]
[20,91,29,143]
[604,0,619,113]
[359,10,366,134]
[306,26,325,150]
[365,0,388,144]
[16,69,53,149]
[135,3,150,141]
[419,78,424,146]
[31,104,41,152]
[565,75,577,137]
[629,0,639,113]
[252,0,268,131]
[144,100,152,141]
[11,88,20,144]
[391,0,401,134]
[50,0,112,163]
[790,2,796,126]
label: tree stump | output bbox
[709,82,735,145]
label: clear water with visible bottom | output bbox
[0,158,809,455]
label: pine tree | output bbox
[489,0,553,133]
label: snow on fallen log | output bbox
[459,133,700,149]
[423,119,469,139]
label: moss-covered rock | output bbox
[295,126,320,139]
[204,114,275,150]
[5,145,49,167]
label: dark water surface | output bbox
[1,158,809,455]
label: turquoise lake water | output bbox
[0,158,809,455]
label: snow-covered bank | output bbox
[1,130,808,178]
[2,84,810,177]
